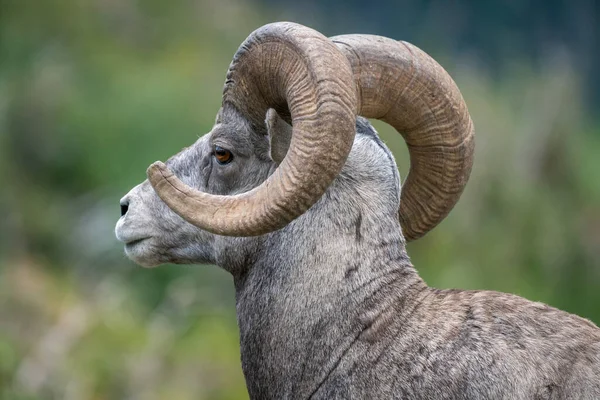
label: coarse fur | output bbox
[116,107,600,399]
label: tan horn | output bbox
[147,22,357,236]
[332,34,475,241]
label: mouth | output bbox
[124,237,150,248]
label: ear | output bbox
[215,107,224,124]
[265,108,292,165]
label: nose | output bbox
[120,197,130,216]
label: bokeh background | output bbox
[1,0,599,398]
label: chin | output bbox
[125,251,163,268]
[124,239,164,268]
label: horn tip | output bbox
[147,161,170,185]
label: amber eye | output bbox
[214,146,233,165]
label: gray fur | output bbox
[115,108,600,399]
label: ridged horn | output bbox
[332,35,475,241]
[147,22,357,236]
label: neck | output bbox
[230,204,427,399]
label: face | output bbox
[115,109,276,267]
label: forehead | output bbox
[208,118,267,158]
[210,121,252,145]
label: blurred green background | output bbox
[1,0,599,399]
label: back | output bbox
[310,288,600,399]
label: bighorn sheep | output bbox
[115,22,600,399]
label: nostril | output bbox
[120,200,129,217]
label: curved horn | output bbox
[331,35,475,241]
[147,22,356,236]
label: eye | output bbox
[214,145,233,165]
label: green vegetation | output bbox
[1,1,598,398]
